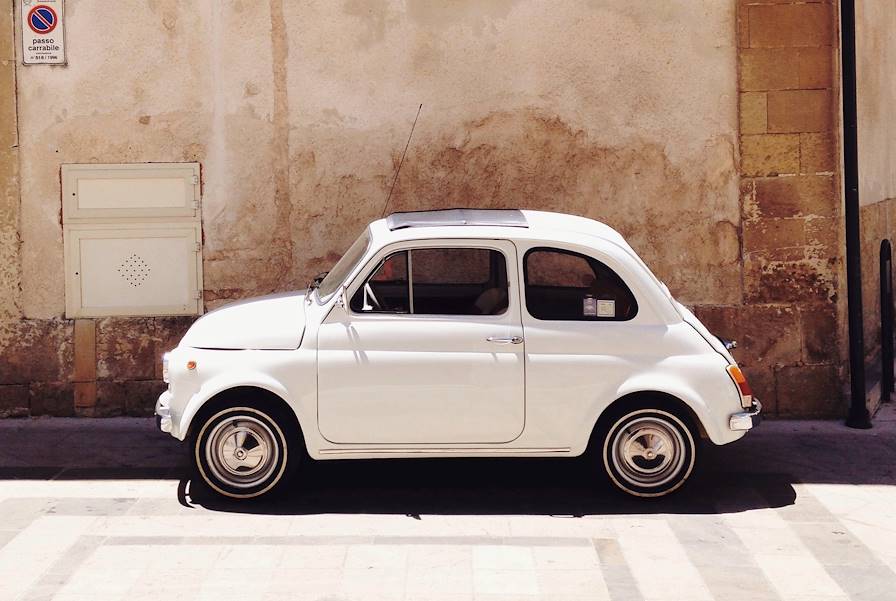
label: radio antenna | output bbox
[381,103,422,218]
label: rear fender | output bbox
[584,372,736,449]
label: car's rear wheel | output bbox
[193,405,294,499]
[601,408,696,498]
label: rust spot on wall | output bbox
[162,13,177,33]
[182,143,206,162]
[147,0,181,35]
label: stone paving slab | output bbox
[0,407,895,600]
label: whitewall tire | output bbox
[193,406,293,499]
[602,408,696,498]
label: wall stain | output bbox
[405,0,520,32]
[267,0,293,292]
[342,0,393,48]
[266,108,740,307]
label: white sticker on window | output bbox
[597,299,616,317]
[583,296,597,316]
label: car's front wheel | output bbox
[601,407,697,498]
[193,405,295,499]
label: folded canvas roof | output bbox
[385,208,528,231]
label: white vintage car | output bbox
[156,209,760,499]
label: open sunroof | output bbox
[386,208,528,231]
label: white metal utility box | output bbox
[62,163,204,318]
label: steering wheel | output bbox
[363,282,383,311]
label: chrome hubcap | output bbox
[205,415,279,489]
[611,416,686,489]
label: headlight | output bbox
[162,352,170,383]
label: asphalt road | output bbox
[1,406,895,601]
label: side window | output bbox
[524,248,637,321]
[412,248,507,315]
[352,247,508,316]
[350,251,409,313]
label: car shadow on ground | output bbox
[186,409,896,516]
[7,413,896,517]
[183,448,798,517]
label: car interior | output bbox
[349,245,636,320]
[350,247,509,316]
[523,248,638,321]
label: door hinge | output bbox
[191,174,201,207]
[194,290,203,300]
[194,242,202,253]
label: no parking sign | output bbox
[20,0,66,65]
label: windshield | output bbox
[317,228,371,301]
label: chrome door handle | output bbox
[486,336,524,344]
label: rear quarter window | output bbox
[523,247,638,321]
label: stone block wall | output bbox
[696,0,845,417]
[0,317,191,418]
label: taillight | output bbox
[162,353,170,383]
[726,365,753,408]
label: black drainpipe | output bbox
[842,0,872,428]
[880,240,893,401]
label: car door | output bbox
[317,239,525,445]
[519,244,655,444]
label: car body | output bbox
[156,209,760,499]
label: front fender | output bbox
[175,371,297,442]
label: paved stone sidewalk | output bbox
[1,407,895,601]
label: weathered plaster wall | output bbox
[3,1,745,416]
[16,0,741,313]
[0,0,20,321]
[856,0,896,407]
[228,1,744,309]
[856,0,896,208]
[859,198,896,398]
[3,1,852,418]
